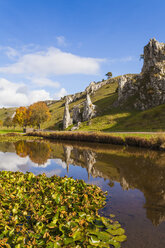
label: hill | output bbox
[0,38,165,132]
[1,75,165,132]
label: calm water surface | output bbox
[0,140,165,248]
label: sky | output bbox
[0,0,164,107]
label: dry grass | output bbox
[27,131,165,150]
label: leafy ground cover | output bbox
[0,171,126,247]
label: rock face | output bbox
[63,99,73,129]
[73,105,82,124]
[85,80,110,94]
[118,38,165,110]
[142,38,165,73]
[118,74,138,102]
[62,79,111,105]
[82,94,96,121]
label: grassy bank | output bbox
[0,133,42,142]
[27,131,165,150]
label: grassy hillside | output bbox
[0,107,16,122]
[1,76,165,132]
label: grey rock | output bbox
[70,122,81,131]
[82,94,96,121]
[73,105,82,124]
[63,98,73,129]
[117,38,165,110]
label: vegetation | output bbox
[0,133,42,142]
[105,72,112,79]
[1,76,165,132]
[27,131,165,150]
[13,102,51,129]
[3,116,13,128]
[0,171,126,247]
[13,107,29,128]
[28,102,51,129]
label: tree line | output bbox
[2,102,51,130]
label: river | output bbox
[0,139,165,248]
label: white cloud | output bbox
[31,77,60,88]
[54,158,67,169]
[0,47,105,76]
[56,36,67,47]
[0,46,19,59]
[0,78,52,107]
[54,88,67,100]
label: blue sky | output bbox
[0,0,164,107]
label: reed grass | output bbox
[27,131,165,151]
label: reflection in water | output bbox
[0,140,165,247]
[12,141,165,226]
[15,141,51,165]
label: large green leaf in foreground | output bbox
[0,171,126,247]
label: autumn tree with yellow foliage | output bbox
[28,102,51,129]
[13,107,29,128]
[14,102,51,130]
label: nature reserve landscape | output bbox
[0,0,165,247]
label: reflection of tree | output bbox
[15,141,28,158]
[15,141,51,165]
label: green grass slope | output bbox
[1,76,165,132]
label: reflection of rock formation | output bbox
[10,140,165,226]
[147,207,165,226]
[61,143,165,226]
[83,150,96,179]
[63,145,73,172]
[120,176,130,191]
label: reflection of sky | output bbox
[0,152,51,172]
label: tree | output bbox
[3,116,13,128]
[140,54,144,60]
[28,102,51,129]
[105,72,112,79]
[13,107,29,128]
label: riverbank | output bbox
[27,131,165,150]
[0,133,42,142]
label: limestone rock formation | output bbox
[62,92,85,105]
[142,38,165,73]
[82,94,96,121]
[73,105,82,124]
[85,80,110,95]
[118,74,138,102]
[63,99,73,129]
[118,38,165,110]
[70,122,81,131]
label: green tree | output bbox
[105,72,112,79]
[3,116,13,128]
